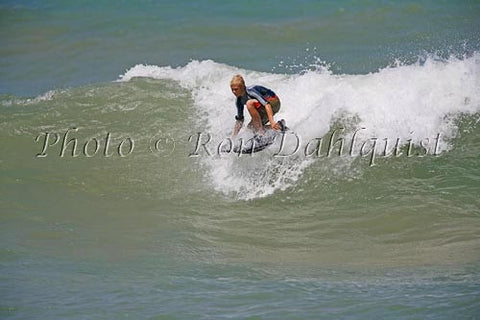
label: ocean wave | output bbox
[117,53,479,199]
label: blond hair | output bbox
[230,74,245,87]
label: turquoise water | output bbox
[1,1,480,319]
[2,0,479,95]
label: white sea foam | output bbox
[1,89,59,106]
[120,54,480,199]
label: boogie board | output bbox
[224,119,288,154]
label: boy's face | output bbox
[230,83,245,97]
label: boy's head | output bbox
[230,74,246,97]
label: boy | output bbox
[230,74,281,137]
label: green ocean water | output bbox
[1,1,480,319]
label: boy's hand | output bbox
[271,122,281,131]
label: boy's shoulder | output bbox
[247,85,266,92]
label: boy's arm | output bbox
[232,119,243,137]
[233,99,245,137]
[265,103,280,130]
